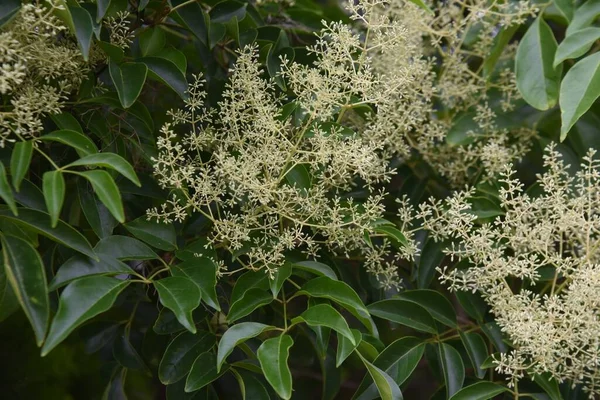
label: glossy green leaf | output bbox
[1,234,49,346]
[438,343,465,398]
[0,262,19,322]
[51,112,83,133]
[216,322,276,372]
[233,369,270,400]
[516,17,562,110]
[172,258,220,311]
[139,27,166,56]
[230,270,269,305]
[0,0,20,27]
[227,288,272,322]
[299,276,369,316]
[336,329,362,367]
[171,0,208,44]
[159,330,215,384]
[77,180,117,239]
[79,170,125,223]
[49,253,132,290]
[418,238,445,289]
[95,235,157,260]
[257,334,294,400]
[559,52,600,140]
[42,171,65,228]
[397,290,456,327]
[292,260,338,280]
[10,141,33,192]
[39,129,98,157]
[98,40,124,62]
[0,163,17,215]
[185,352,228,392]
[567,0,600,35]
[459,331,488,379]
[68,153,140,186]
[482,24,519,77]
[292,304,356,345]
[109,60,148,108]
[124,216,177,251]
[368,299,438,334]
[139,57,188,99]
[270,262,292,298]
[0,208,95,259]
[449,382,508,400]
[154,277,202,334]
[554,27,600,67]
[96,0,111,21]
[69,6,94,60]
[533,372,563,400]
[374,225,409,248]
[41,276,129,356]
[357,353,403,400]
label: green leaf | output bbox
[270,262,292,298]
[438,343,465,398]
[0,208,95,259]
[357,353,403,400]
[533,372,563,400]
[185,352,228,392]
[292,304,356,345]
[79,170,125,223]
[0,162,17,215]
[0,262,19,322]
[299,276,369,316]
[417,238,445,289]
[109,60,148,108]
[139,27,166,56]
[559,52,600,140]
[368,299,438,334]
[459,331,488,379]
[49,254,132,290]
[407,0,433,15]
[515,17,562,110]
[171,0,208,44]
[39,129,99,157]
[396,290,456,327]
[67,153,140,186]
[159,330,215,384]
[171,258,220,311]
[1,234,49,346]
[42,171,65,228]
[124,216,177,251]
[69,6,94,61]
[77,180,117,239]
[456,290,487,321]
[217,322,276,372]
[227,288,273,322]
[113,328,149,371]
[154,277,201,334]
[555,27,600,67]
[336,329,362,367]
[11,141,33,192]
[567,0,600,35]
[233,369,271,400]
[98,40,124,62]
[139,57,188,99]
[292,260,338,280]
[482,24,519,77]
[449,382,508,400]
[230,270,269,305]
[51,112,83,133]
[555,0,574,22]
[41,276,129,356]
[95,235,158,260]
[257,334,294,400]
[284,164,311,191]
[97,0,111,21]
[0,0,20,27]
[374,225,409,248]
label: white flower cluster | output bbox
[420,145,600,395]
[0,2,88,147]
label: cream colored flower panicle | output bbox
[419,145,600,395]
[150,43,417,288]
[0,2,88,147]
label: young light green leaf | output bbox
[0,208,96,259]
[124,215,177,251]
[336,329,362,367]
[39,129,98,157]
[227,288,273,323]
[41,276,129,356]
[109,60,148,108]
[438,343,465,398]
[257,334,294,400]
[67,153,140,186]
[566,0,600,35]
[559,52,600,140]
[0,162,17,215]
[185,351,228,392]
[554,27,600,67]
[515,17,562,110]
[69,6,93,60]
[159,330,215,384]
[368,299,438,334]
[459,331,488,379]
[171,258,220,311]
[397,290,456,327]
[154,277,201,334]
[10,141,33,192]
[79,170,125,223]
[42,171,65,228]
[292,304,356,345]
[217,322,276,372]
[555,0,574,22]
[449,382,508,400]
[1,234,49,346]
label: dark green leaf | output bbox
[459,331,488,379]
[396,290,456,327]
[449,382,508,400]
[124,216,177,251]
[171,0,208,44]
[154,277,202,334]
[533,372,563,400]
[49,252,132,290]
[368,299,438,334]
[159,330,215,384]
[0,0,20,27]
[139,57,188,99]
[139,27,166,56]
[270,262,292,298]
[41,276,129,356]
[227,288,273,322]
[336,329,361,367]
[438,343,465,398]
[357,353,403,400]
[185,351,228,392]
[217,322,276,372]
[97,0,111,21]
[1,234,49,346]
[0,162,17,215]
[374,225,409,248]
[39,129,99,157]
[113,328,148,371]
[42,171,65,228]
[417,238,445,289]
[98,41,124,62]
[11,141,33,192]
[69,6,94,60]
[80,170,125,223]
[292,304,356,345]
[109,60,148,108]
[68,153,141,186]
[95,235,157,260]
[257,334,293,400]
[77,180,117,239]
[0,262,19,322]
[292,260,338,280]
[516,17,562,110]
[172,258,220,311]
